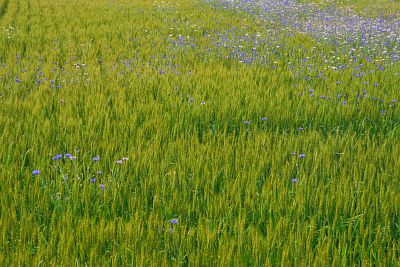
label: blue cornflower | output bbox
[90,178,96,183]
[299,154,306,159]
[92,155,100,162]
[244,120,250,125]
[298,127,304,131]
[261,117,267,121]
[65,153,76,159]
[32,170,40,175]
[170,218,178,224]
[291,178,297,183]
[52,154,63,160]
[99,184,105,190]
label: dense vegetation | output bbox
[0,0,399,265]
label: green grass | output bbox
[0,0,399,265]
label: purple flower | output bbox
[381,110,386,115]
[374,83,379,87]
[244,120,250,125]
[298,127,304,131]
[201,101,206,105]
[52,154,63,160]
[99,184,105,190]
[116,160,123,164]
[169,227,174,234]
[65,153,76,159]
[392,99,397,103]
[16,79,22,83]
[261,117,267,121]
[342,100,347,105]
[170,218,178,224]
[92,155,100,162]
[291,178,297,183]
[299,154,306,159]
[90,178,96,183]
[32,170,40,175]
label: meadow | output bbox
[0,0,399,265]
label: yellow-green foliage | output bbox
[0,0,399,265]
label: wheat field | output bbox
[0,0,399,265]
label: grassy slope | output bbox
[0,0,399,265]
